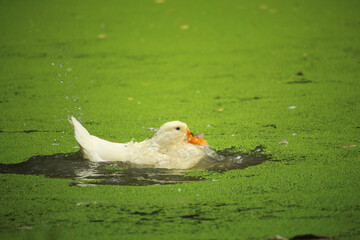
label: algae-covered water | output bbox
[1,0,360,239]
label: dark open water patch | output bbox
[287,79,312,84]
[0,130,63,134]
[0,146,268,186]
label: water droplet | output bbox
[288,106,297,109]
[74,97,79,102]
[79,107,82,110]
[60,80,64,83]
[51,62,55,66]
[178,188,181,192]
[60,63,63,68]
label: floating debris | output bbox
[180,25,189,30]
[277,140,289,145]
[336,145,356,148]
[97,33,106,39]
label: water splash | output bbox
[0,146,268,186]
[50,56,83,124]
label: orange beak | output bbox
[187,129,208,145]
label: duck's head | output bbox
[152,121,208,147]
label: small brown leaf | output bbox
[336,145,356,148]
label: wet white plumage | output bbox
[70,117,210,169]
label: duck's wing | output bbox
[70,117,132,162]
[92,136,132,162]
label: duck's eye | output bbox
[176,127,180,131]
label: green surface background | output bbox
[1,0,359,239]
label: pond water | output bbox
[0,146,268,186]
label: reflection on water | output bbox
[0,146,268,186]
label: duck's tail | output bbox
[70,117,103,162]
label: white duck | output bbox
[70,117,211,169]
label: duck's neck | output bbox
[151,134,185,150]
